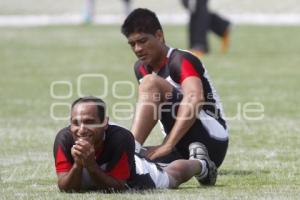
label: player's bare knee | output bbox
[139,74,161,93]
[139,74,172,99]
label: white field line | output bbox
[1,13,300,27]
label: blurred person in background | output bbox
[181,0,231,57]
[83,0,132,23]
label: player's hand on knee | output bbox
[145,144,172,160]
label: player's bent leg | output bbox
[138,74,174,102]
[164,159,202,188]
[131,74,174,145]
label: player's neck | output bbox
[150,46,169,72]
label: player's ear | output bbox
[155,30,164,43]
[103,117,109,130]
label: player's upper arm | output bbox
[181,76,204,103]
[53,128,74,173]
[169,52,205,102]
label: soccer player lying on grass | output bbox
[53,96,211,192]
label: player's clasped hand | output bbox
[71,138,96,168]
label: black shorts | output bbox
[158,87,229,168]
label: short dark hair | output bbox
[121,8,163,37]
[71,96,106,122]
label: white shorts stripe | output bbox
[134,155,169,189]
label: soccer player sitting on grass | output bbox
[121,8,229,186]
[53,96,212,192]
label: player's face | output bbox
[127,31,165,66]
[70,102,108,147]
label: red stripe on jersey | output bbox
[156,57,168,71]
[139,65,148,76]
[180,58,200,84]
[106,153,130,180]
[55,145,72,173]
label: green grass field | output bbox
[0,25,300,199]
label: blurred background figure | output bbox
[181,0,231,57]
[83,0,96,23]
[83,0,132,23]
[123,0,132,16]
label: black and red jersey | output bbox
[134,48,227,130]
[53,124,156,189]
[53,124,135,180]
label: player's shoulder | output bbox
[103,123,135,157]
[169,48,205,74]
[54,126,73,144]
[170,48,202,65]
[53,126,73,160]
[106,123,134,144]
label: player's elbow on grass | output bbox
[56,172,82,193]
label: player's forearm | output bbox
[57,164,83,192]
[165,94,203,147]
[86,163,127,191]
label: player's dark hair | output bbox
[71,96,106,122]
[121,8,163,37]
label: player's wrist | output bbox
[86,161,98,172]
[162,141,174,151]
[163,136,175,149]
[73,162,84,169]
